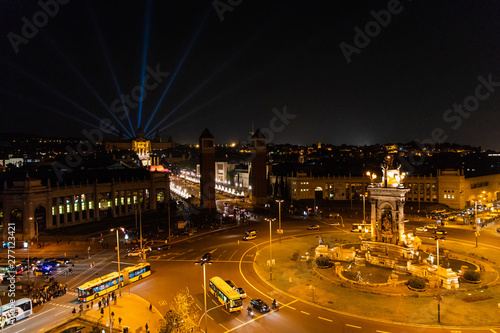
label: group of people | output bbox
[30,280,68,307]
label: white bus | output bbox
[1,298,33,327]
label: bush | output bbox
[408,276,426,290]
[463,270,481,281]
[315,256,330,267]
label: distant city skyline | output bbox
[1,1,499,149]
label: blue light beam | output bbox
[137,0,152,129]
[87,3,135,137]
[143,8,211,132]
[41,35,133,137]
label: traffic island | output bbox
[253,232,500,327]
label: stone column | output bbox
[370,199,376,238]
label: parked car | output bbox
[250,299,270,313]
[308,225,320,230]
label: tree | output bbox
[408,276,426,290]
[159,290,200,333]
[90,318,104,333]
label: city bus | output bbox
[351,223,372,233]
[208,276,242,312]
[77,263,151,302]
[1,298,33,327]
[121,262,151,284]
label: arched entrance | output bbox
[10,208,23,234]
[35,206,46,232]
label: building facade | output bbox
[270,169,500,210]
[0,172,169,241]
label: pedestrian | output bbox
[91,300,93,309]
[98,300,102,309]
[145,323,149,332]
[118,317,122,326]
[149,303,152,311]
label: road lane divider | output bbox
[318,316,333,322]
[346,324,361,329]
[301,311,310,315]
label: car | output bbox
[250,298,270,313]
[329,222,340,226]
[235,287,247,299]
[200,253,212,262]
[425,225,437,230]
[126,246,152,257]
[433,229,447,235]
[308,224,320,230]
[415,226,426,232]
[242,234,257,241]
[497,227,500,233]
[245,230,258,236]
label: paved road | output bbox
[2,213,500,332]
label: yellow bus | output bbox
[209,276,242,312]
[121,262,151,284]
[78,263,151,302]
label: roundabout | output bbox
[251,231,500,327]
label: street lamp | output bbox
[275,199,284,244]
[336,214,344,227]
[195,257,212,333]
[111,228,124,297]
[265,218,276,280]
[429,235,445,268]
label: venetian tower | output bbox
[199,128,216,212]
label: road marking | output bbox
[376,330,391,333]
[207,314,214,321]
[318,316,333,322]
[490,330,497,333]
[54,310,66,317]
[301,311,310,315]
[346,324,361,329]
[159,300,167,306]
[196,303,202,310]
[219,324,229,331]
[234,317,245,324]
[228,250,238,261]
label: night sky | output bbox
[1,0,500,149]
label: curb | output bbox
[250,235,500,330]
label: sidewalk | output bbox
[78,293,164,332]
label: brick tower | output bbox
[199,128,216,212]
[250,129,267,204]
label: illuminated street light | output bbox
[195,257,212,333]
[265,218,276,280]
[275,199,284,244]
[110,227,124,297]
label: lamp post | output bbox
[336,214,344,228]
[195,258,212,333]
[265,218,276,280]
[361,193,366,223]
[474,199,480,248]
[111,228,123,297]
[275,199,284,244]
